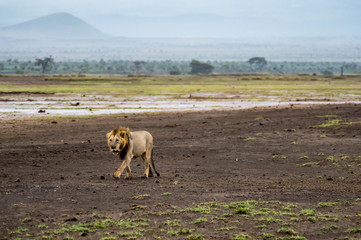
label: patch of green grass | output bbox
[307,216,318,223]
[186,233,204,239]
[63,236,75,240]
[101,236,116,240]
[254,116,264,121]
[37,223,48,229]
[321,224,339,231]
[235,207,251,215]
[192,217,208,224]
[161,192,172,196]
[300,209,316,216]
[290,236,307,240]
[9,226,29,235]
[277,227,297,235]
[345,227,361,233]
[326,155,338,164]
[217,226,237,231]
[318,215,339,222]
[167,230,180,236]
[298,161,320,167]
[131,194,151,200]
[317,202,339,208]
[266,216,282,223]
[188,205,212,214]
[118,230,143,238]
[179,228,194,235]
[232,233,250,240]
[262,233,274,238]
[92,219,116,229]
[163,218,181,227]
[279,211,296,216]
[255,224,268,229]
[283,204,298,211]
[313,119,342,128]
[290,217,299,222]
[244,137,255,141]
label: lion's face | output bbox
[107,132,125,153]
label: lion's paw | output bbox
[113,172,121,179]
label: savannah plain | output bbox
[0,74,361,240]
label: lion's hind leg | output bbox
[141,151,151,178]
[150,149,160,177]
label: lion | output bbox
[106,127,160,179]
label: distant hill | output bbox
[0,12,109,40]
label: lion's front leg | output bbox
[125,164,132,179]
[113,159,131,179]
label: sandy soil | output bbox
[0,104,360,239]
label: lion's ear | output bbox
[106,131,112,139]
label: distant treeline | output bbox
[1,58,360,76]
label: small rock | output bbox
[70,102,80,106]
[65,217,78,222]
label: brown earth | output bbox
[0,104,360,239]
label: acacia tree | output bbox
[340,62,356,76]
[190,60,214,74]
[133,60,146,74]
[35,56,54,74]
[248,57,267,72]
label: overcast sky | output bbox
[0,0,360,37]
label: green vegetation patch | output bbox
[313,119,342,128]
[2,74,361,99]
[297,162,320,167]
[6,199,361,240]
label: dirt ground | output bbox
[1,104,360,239]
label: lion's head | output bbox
[106,127,131,158]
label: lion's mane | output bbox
[111,127,131,159]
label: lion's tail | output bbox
[151,148,160,177]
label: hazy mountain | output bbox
[0,12,109,40]
[89,13,361,38]
[0,12,359,62]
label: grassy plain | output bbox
[1,74,361,239]
[1,74,361,99]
